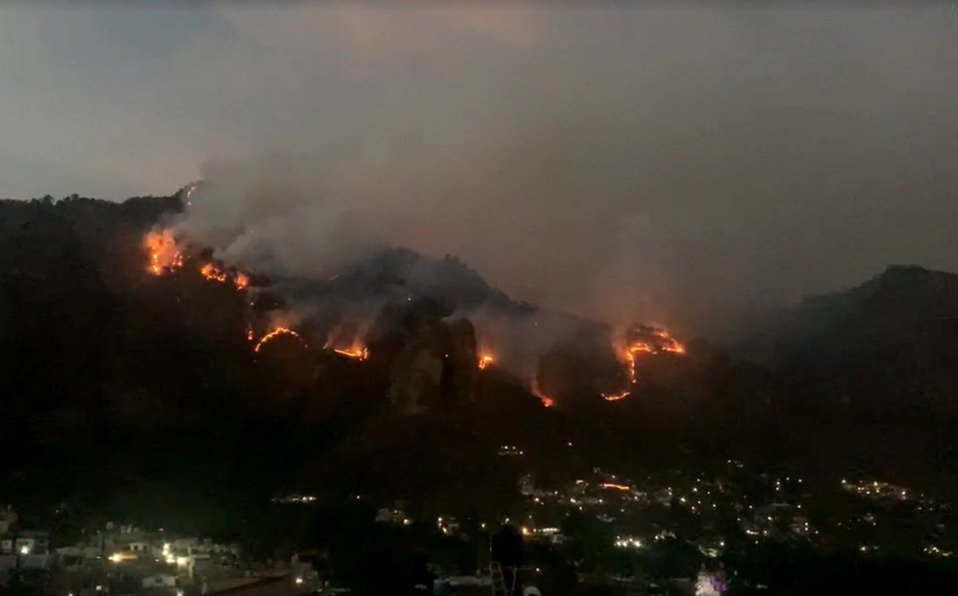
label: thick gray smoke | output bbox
[174,5,958,341]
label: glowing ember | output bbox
[532,379,554,408]
[246,327,254,342]
[602,389,631,402]
[600,483,631,491]
[198,262,250,290]
[253,327,305,353]
[144,229,183,276]
[199,263,228,283]
[478,354,494,370]
[333,347,369,361]
[603,326,686,402]
[183,182,201,208]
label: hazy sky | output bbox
[2,3,957,336]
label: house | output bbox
[1,530,50,555]
[127,541,152,554]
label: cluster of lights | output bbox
[614,536,644,549]
[925,545,953,558]
[498,445,524,456]
[841,479,910,501]
[272,494,317,503]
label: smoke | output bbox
[170,5,958,340]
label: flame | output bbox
[143,229,249,290]
[600,483,631,491]
[602,389,631,402]
[603,326,686,402]
[532,379,554,408]
[333,347,369,361]
[199,262,250,290]
[144,229,183,276]
[478,354,494,370]
[253,327,305,353]
[199,263,228,283]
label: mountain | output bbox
[4,193,958,535]
[740,265,958,409]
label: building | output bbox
[1,530,50,555]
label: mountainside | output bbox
[740,265,958,408]
[3,194,958,533]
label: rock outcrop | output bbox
[373,300,479,414]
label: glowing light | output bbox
[183,183,199,208]
[603,326,686,401]
[333,346,368,361]
[531,379,554,408]
[600,483,631,491]
[602,389,630,402]
[19,545,30,555]
[144,229,183,276]
[254,327,305,353]
[198,262,249,290]
[478,354,494,370]
[199,263,228,283]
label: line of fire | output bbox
[142,225,687,411]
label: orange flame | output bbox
[478,354,494,370]
[532,379,554,408]
[602,389,631,402]
[199,262,250,290]
[253,327,305,353]
[199,262,228,283]
[333,347,369,361]
[599,482,630,491]
[603,326,686,401]
[144,229,183,276]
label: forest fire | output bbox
[144,229,249,290]
[333,346,369,361]
[144,229,183,275]
[532,379,554,408]
[478,354,494,370]
[602,389,631,402]
[199,262,249,290]
[253,327,305,353]
[199,263,228,283]
[602,325,686,402]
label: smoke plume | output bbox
[169,5,958,341]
